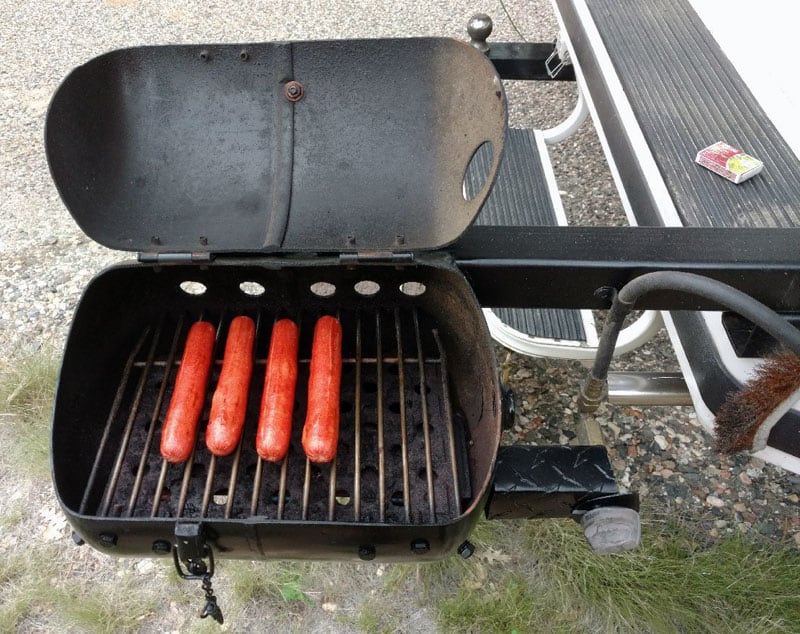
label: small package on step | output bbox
[695,141,763,184]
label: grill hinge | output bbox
[339,251,414,264]
[138,252,213,264]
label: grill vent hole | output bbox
[213,489,228,505]
[270,491,291,505]
[335,490,351,506]
[191,463,206,478]
[413,383,431,395]
[310,282,336,297]
[179,281,207,296]
[462,140,494,201]
[417,467,438,481]
[363,381,378,394]
[399,282,426,296]
[159,487,171,503]
[390,491,405,506]
[354,280,380,296]
[340,400,353,414]
[239,281,265,296]
[388,401,401,414]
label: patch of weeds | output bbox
[0,348,59,478]
[59,579,159,634]
[0,543,61,631]
[228,560,312,606]
[0,499,26,530]
[355,602,396,634]
[523,516,800,633]
[437,574,557,634]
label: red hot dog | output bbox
[255,319,300,462]
[160,321,216,463]
[302,316,343,463]
[206,316,256,456]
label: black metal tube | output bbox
[579,272,800,411]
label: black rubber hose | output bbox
[578,271,800,411]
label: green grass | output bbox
[379,515,800,633]
[227,560,313,606]
[523,517,800,633]
[0,348,59,478]
[0,542,161,632]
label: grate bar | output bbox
[135,356,439,368]
[225,439,244,519]
[201,455,217,516]
[100,321,162,516]
[395,308,411,522]
[79,328,150,515]
[301,458,312,521]
[353,315,363,521]
[433,329,461,513]
[176,447,196,517]
[277,454,289,518]
[413,308,436,521]
[251,458,264,515]
[151,459,169,517]
[376,311,386,523]
[328,457,338,521]
[127,316,184,516]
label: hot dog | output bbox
[206,316,256,456]
[255,319,300,462]
[160,321,216,463]
[302,315,342,463]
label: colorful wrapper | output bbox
[695,142,763,184]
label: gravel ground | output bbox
[1,0,798,629]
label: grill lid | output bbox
[45,38,506,255]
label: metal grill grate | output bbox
[82,307,469,525]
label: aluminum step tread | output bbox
[470,128,586,343]
[588,0,800,229]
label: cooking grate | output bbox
[81,307,470,525]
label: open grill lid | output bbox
[45,38,506,255]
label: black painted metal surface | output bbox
[453,226,800,311]
[486,445,618,519]
[487,42,576,81]
[45,38,506,254]
[52,258,501,560]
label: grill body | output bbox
[52,256,501,560]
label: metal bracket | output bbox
[173,522,214,580]
[339,251,415,265]
[545,34,572,79]
[138,252,213,264]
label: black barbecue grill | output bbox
[46,34,640,618]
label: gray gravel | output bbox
[1,1,798,620]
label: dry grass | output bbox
[0,347,59,478]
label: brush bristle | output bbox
[714,352,800,453]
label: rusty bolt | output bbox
[285,80,304,102]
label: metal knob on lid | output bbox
[467,13,493,53]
